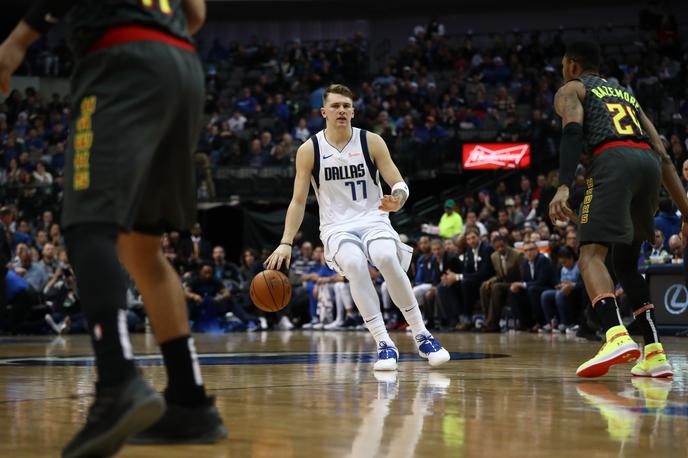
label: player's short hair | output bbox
[323,84,354,103]
[565,40,601,71]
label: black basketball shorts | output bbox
[62,39,204,234]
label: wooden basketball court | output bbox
[1,331,686,457]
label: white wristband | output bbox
[391,181,410,199]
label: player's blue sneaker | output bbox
[373,341,398,371]
[416,334,451,367]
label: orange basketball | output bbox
[250,270,292,312]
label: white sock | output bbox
[365,312,395,348]
[399,303,430,339]
[333,244,394,348]
[368,239,430,340]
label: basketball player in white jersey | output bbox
[265,84,450,370]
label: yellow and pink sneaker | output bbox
[576,325,640,378]
[631,343,673,378]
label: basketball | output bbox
[250,270,292,312]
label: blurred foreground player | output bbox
[265,84,450,370]
[0,1,226,456]
[549,40,688,378]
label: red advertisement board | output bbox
[462,143,531,170]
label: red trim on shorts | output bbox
[87,25,194,53]
[592,140,652,156]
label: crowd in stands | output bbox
[1,5,687,335]
[2,166,687,337]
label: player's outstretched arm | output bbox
[367,132,408,213]
[182,0,207,34]
[0,22,40,96]
[0,1,78,95]
[264,141,314,270]
[549,81,585,224]
[639,109,688,216]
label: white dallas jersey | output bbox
[311,128,389,231]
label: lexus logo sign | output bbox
[462,143,531,170]
[663,284,688,315]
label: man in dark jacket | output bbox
[442,227,495,331]
[509,241,556,330]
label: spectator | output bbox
[211,246,243,292]
[445,227,495,331]
[493,86,515,113]
[14,219,33,247]
[268,144,291,166]
[654,198,680,249]
[228,111,247,133]
[539,247,583,333]
[668,234,683,262]
[505,197,525,227]
[292,118,310,143]
[49,223,64,248]
[246,138,267,167]
[413,239,443,322]
[260,130,275,156]
[185,263,236,332]
[279,133,298,160]
[463,211,488,237]
[643,229,670,263]
[13,243,49,293]
[480,235,524,332]
[509,241,556,331]
[235,87,258,114]
[438,199,463,239]
[180,222,212,268]
[32,160,52,187]
[520,175,533,208]
[38,242,59,275]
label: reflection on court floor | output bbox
[0,331,686,457]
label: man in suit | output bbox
[180,222,212,269]
[509,241,556,331]
[480,235,524,332]
[443,227,495,331]
[434,239,463,329]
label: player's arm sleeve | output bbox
[24,0,77,33]
[554,83,585,189]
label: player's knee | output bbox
[370,250,397,271]
[335,253,367,277]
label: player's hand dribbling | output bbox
[379,195,401,212]
[549,185,574,225]
[264,244,292,271]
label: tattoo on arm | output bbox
[554,84,584,125]
[392,188,408,208]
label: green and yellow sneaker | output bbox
[576,325,640,378]
[631,343,673,378]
